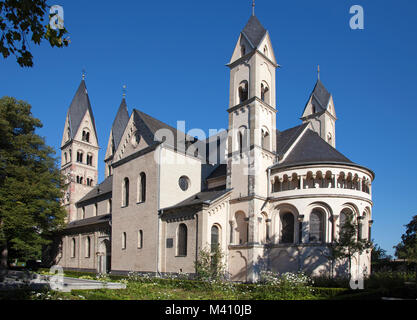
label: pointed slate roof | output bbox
[273,129,354,169]
[67,80,98,140]
[111,98,130,151]
[242,15,267,48]
[302,80,332,118]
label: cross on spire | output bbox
[82,69,86,81]
[252,0,255,16]
[122,85,127,98]
[317,65,320,80]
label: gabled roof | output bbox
[276,123,309,158]
[133,109,198,152]
[77,176,113,205]
[111,98,130,151]
[274,129,353,169]
[242,15,267,48]
[67,80,98,140]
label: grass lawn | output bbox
[1,271,415,300]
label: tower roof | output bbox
[67,80,98,140]
[311,79,331,109]
[111,98,130,151]
[242,15,267,48]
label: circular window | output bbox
[178,176,190,191]
[131,131,141,148]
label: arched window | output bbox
[81,207,85,219]
[76,151,83,163]
[235,212,248,244]
[71,238,76,258]
[238,80,248,104]
[241,44,246,57]
[85,237,91,258]
[327,133,333,145]
[211,225,220,252]
[64,152,68,164]
[122,178,129,207]
[67,127,71,141]
[309,210,324,243]
[261,82,270,103]
[82,130,90,143]
[108,199,112,214]
[261,128,270,150]
[138,230,143,249]
[263,45,268,56]
[260,213,269,243]
[177,224,187,256]
[138,172,146,203]
[122,232,127,250]
[238,131,243,157]
[86,154,93,166]
[280,213,295,243]
[94,203,98,216]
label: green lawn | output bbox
[1,271,415,300]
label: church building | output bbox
[56,14,374,282]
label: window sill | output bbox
[175,255,187,258]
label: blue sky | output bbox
[1,0,416,256]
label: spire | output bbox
[242,15,267,49]
[67,79,98,141]
[111,96,130,151]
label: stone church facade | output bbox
[55,15,374,282]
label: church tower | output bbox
[226,14,278,282]
[60,78,99,222]
[226,15,278,196]
[301,78,337,148]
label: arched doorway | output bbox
[97,239,111,274]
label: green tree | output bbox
[371,242,392,263]
[0,0,69,67]
[194,246,227,282]
[329,212,372,278]
[394,215,417,282]
[0,97,66,275]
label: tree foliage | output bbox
[0,96,66,267]
[329,211,372,276]
[0,0,69,67]
[395,215,417,263]
[194,246,227,282]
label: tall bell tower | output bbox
[226,14,278,198]
[60,77,99,222]
[226,14,279,282]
